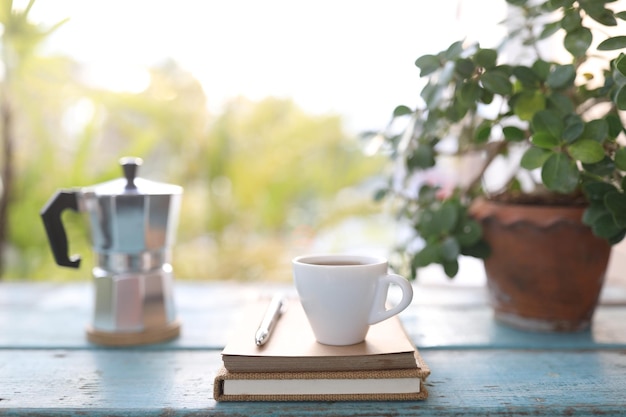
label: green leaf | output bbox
[605,191,626,227]
[521,146,553,169]
[541,153,580,193]
[437,201,460,233]
[393,105,412,117]
[547,93,575,116]
[580,3,617,26]
[513,65,541,87]
[509,178,523,192]
[562,114,584,143]
[609,230,626,245]
[614,58,626,90]
[564,28,593,58]
[417,185,439,204]
[532,109,563,137]
[582,119,609,142]
[439,237,461,261]
[480,70,513,95]
[591,212,623,240]
[494,64,513,77]
[582,203,608,225]
[599,36,626,51]
[474,49,498,69]
[531,132,560,149]
[456,219,482,246]
[616,11,626,20]
[442,260,459,278]
[480,89,494,104]
[615,54,626,79]
[615,86,626,111]
[415,54,441,76]
[614,148,626,170]
[583,156,615,176]
[512,91,546,121]
[457,81,482,106]
[540,21,561,39]
[590,213,626,241]
[455,58,475,78]
[419,202,459,236]
[413,244,440,267]
[446,97,470,122]
[421,82,443,108]
[373,188,388,202]
[502,126,525,142]
[460,239,491,259]
[561,8,582,31]
[567,139,605,164]
[583,181,617,202]
[408,144,436,169]
[444,40,465,60]
[474,121,492,143]
[606,113,624,139]
[546,64,576,89]
[532,60,551,81]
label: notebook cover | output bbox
[221,299,418,373]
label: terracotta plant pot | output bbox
[469,198,611,332]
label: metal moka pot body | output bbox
[41,157,183,345]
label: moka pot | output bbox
[41,157,183,346]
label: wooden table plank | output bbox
[2,282,626,416]
[1,349,625,416]
[1,283,626,350]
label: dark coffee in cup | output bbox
[304,261,366,266]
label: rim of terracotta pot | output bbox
[469,197,587,227]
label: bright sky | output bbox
[25,0,506,134]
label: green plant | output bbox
[374,0,626,279]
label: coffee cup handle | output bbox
[368,274,413,325]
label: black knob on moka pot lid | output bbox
[120,156,142,190]
[83,156,182,196]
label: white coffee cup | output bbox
[292,254,414,346]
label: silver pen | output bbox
[255,294,285,346]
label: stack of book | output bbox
[213,298,430,401]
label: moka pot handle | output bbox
[40,190,81,268]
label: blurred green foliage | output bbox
[1,1,385,281]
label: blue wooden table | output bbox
[1,280,626,416]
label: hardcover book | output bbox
[214,353,429,401]
[214,298,430,402]
[221,299,419,373]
